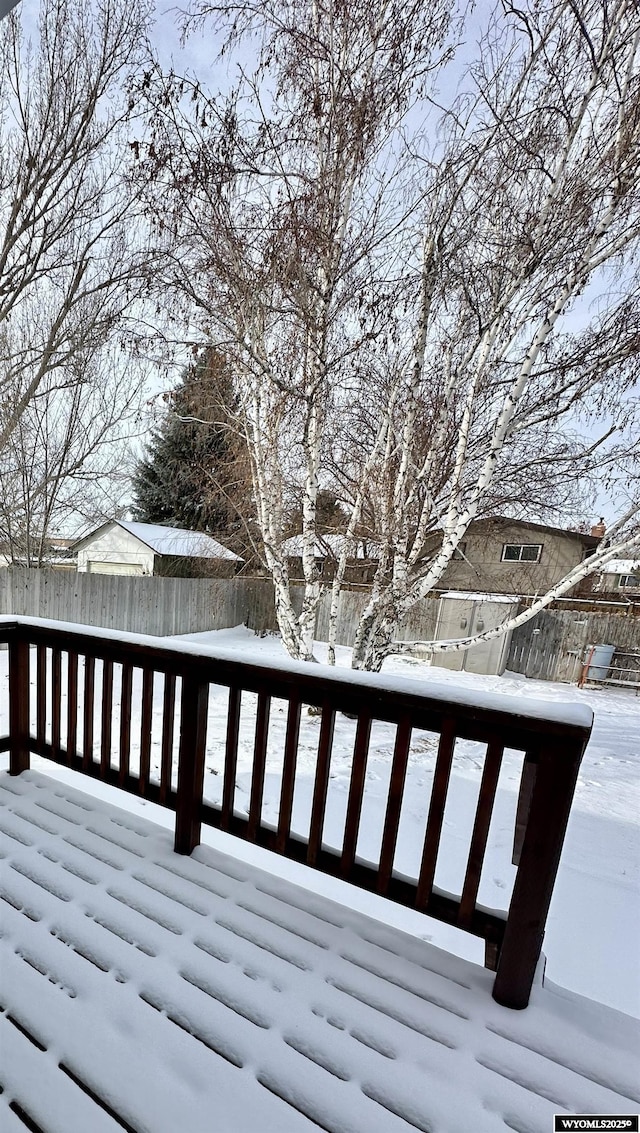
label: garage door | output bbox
[86,561,144,576]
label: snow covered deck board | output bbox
[1,772,638,1133]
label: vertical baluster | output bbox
[83,656,95,770]
[51,648,62,757]
[248,691,271,841]
[458,738,503,928]
[174,672,209,855]
[307,703,335,866]
[416,717,456,909]
[36,646,46,748]
[340,712,372,879]
[512,756,537,866]
[276,696,302,854]
[139,669,153,796]
[377,715,413,895]
[100,660,113,778]
[119,663,133,787]
[221,687,241,831]
[9,635,30,775]
[66,652,78,764]
[160,673,176,805]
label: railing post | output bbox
[174,672,209,855]
[493,738,586,1009]
[9,635,30,775]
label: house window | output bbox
[452,542,467,561]
[502,543,543,563]
[618,574,640,588]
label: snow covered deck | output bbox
[1,771,638,1133]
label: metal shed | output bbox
[431,591,519,676]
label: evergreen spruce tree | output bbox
[133,350,244,537]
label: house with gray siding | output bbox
[594,558,640,595]
[435,517,600,596]
[284,518,600,597]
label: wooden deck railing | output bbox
[0,616,592,1009]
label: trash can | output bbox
[585,643,615,680]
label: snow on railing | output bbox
[0,616,593,1009]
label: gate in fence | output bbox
[507,606,640,683]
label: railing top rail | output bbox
[0,614,593,748]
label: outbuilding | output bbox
[73,520,242,577]
[430,591,520,676]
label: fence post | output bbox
[493,737,586,1008]
[174,672,209,855]
[9,634,30,775]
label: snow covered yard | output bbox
[0,770,638,1133]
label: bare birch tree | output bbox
[137,0,453,659]
[341,0,640,669]
[140,0,640,668]
[0,0,152,531]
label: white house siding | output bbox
[88,560,145,576]
[76,523,155,576]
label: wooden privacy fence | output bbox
[0,616,592,1010]
[507,605,640,683]
[0,568,437,646]
[0,568,281,637]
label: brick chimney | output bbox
[590,517,606,539]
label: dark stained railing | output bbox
[0,616,592,1009]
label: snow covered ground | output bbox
[1,625,638,1019]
